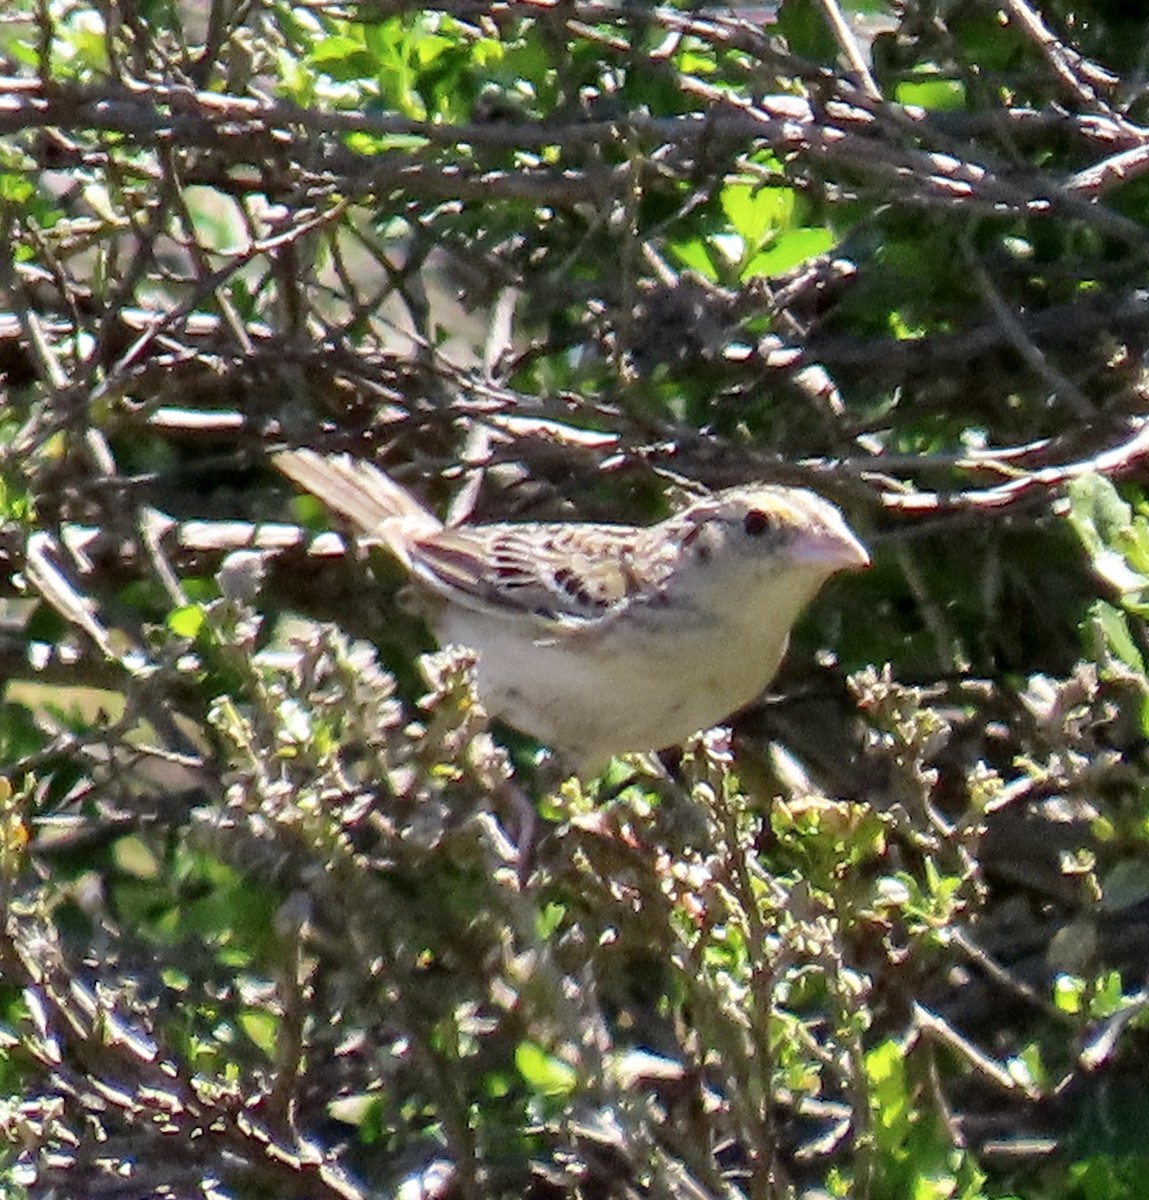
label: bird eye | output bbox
[743,509,771,537]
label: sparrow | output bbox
[275,449,869,773]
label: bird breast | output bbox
[429,553,826,768]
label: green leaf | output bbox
[536,902,566,939]
[1053,974,1083,1014]
[1068,474,1134,563]
[239,1008,278,1056]
[309,34,377,82]
[0,173,32,204]
[113,836,161,880]
[669,237,720,280]
[720,182,792,247]
[328,1091,385,1139]
[865,1038,911,1152]
[744,227,835,277]
[346,131,429,154]
[1085,601,1145,674]
[515,1041,576,1096]
[895,79,966,111]
[167,604,206,639]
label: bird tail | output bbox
[274,449,442,566]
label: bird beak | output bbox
[839,529,871,570]
[797,524,870,572]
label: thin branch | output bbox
[1001,0,1125,120]
[961,236,1096,420]
[913,1004,1042,1100]
[814,0,882,102]
[879,416,1149,512]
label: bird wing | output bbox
[277,449,684,631]
[408,522,678,629]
